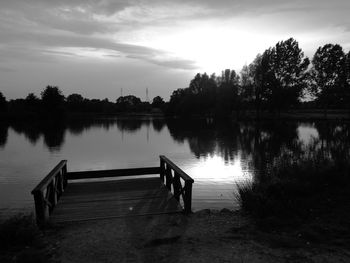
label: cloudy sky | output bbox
[1,0,349,101]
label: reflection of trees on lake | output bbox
[166,119,217,158]
[67,118,117,135]
[312,122,350,163]
[166,119,301,164]
[115,119,150,133]
[166,119,350,178]
[7,118,120,151]
[152,119,165,133]
[0,124,8,148]
[42,123,66,151]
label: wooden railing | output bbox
[31,156,194,225]
[160,155,194,214]
[67,167,160,180]
[31,160,68,226]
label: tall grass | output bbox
[236,157,350,224]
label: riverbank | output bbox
[40,209,349,263]
[2,209,350,262]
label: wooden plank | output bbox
[31,160,67,193]
[49,177,183,224]
[59,190,170,204]
[159,156,194,183]
[67,167,160,180]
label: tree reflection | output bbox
[116,119,151,133]
[152,119,165,133]
[166,119,350,179]
[0,124,8,148]
[7,118,121,151]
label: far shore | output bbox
[1,109,350,122]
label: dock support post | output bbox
[33,191,49,227]
[160,159,165,183]
[184,181,193,214]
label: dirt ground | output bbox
[46,209,350,263]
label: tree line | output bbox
[167,38,350,117]
[1,37,349,119]
[0,86,165,119]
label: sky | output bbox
[1,0,350,101]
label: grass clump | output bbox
[236,158,350,229]
[0,214,50,263]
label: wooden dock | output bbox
[31,156,194,226]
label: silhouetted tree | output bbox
[152,96,165,108]
[0,91,7,113]
[41,86,65,116]
[271,38,310,111]
[311,44,347,114]
[66,93,84,111]
[25,93,40,114]
[116,95,142,112]
[216,69,240,116]
[248,49,276,116]
[240,65,255,108]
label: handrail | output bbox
[159,156,194,182]
[159,155,194,214]
[67,167,160,180]
[31,160,67,194]
[31,160,68,226]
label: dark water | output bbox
[0,118,348,217]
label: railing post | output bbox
[173,172,181,201]
[62,163,68,189]
[165,164,172,191]
[57,171,64,198]
[160,158,165,183]
[33,191,49,227]
[184,181,193,214]
[48,180,57,213]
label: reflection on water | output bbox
[0,118,349,216]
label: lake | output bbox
[0,117,348,218]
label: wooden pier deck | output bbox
[31,156,194,226]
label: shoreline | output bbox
[48,209,350,262]
[2,208,350,262]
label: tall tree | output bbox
[41,86,65,116]
[240,64,254,106]
[152,96,165,108]
[271,38,310,111]
[311,44,347,113]
[248,49,275,115]
[216,69,240,116]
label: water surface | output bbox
[0,118,347,217]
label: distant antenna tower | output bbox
[145,87,149,102]
[120,88,123,97]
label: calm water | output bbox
[0,118,348,217]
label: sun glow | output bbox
[134,20,276,73]
[188,154,251,183]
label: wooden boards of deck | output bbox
[50,177,183,224]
